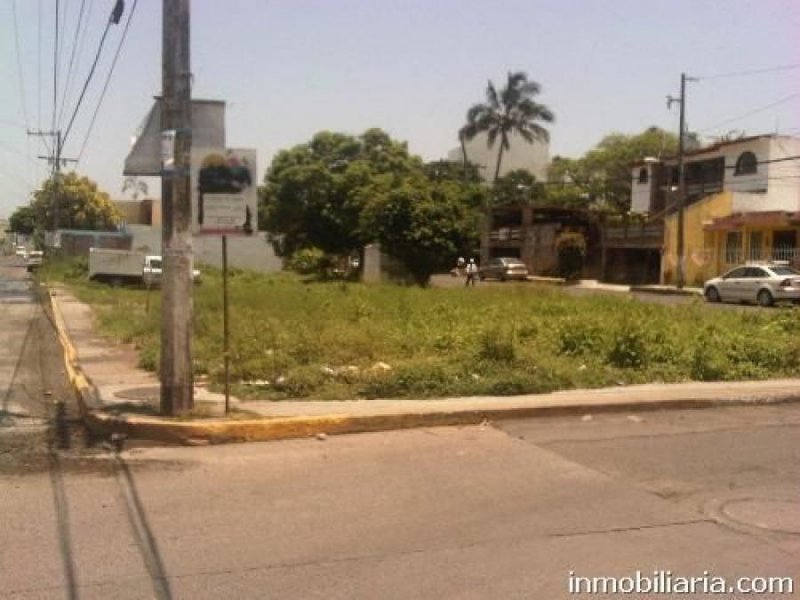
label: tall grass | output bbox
[42,260,800,401]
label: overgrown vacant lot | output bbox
[47,263,800,401]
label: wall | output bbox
[662,191,732,285]
[630,165,653,213]
[125,224,282,273]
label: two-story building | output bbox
[630,134,800,285]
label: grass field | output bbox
[42,260,800,401]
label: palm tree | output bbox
[122,176,148,201]
[461,72,554,182]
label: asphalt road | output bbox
[2,401,798,598]
[2,260,797,599]
[0,257,98,475]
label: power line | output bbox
[58,0,89,128]
[52,0,60,139]
[695,63,800,81]
[698,94,800,133]
[11,0,31,130]
[60,0,124,150]
[77,0,139,162]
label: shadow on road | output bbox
[114,452,174,600]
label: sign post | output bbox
[192,148,257,415]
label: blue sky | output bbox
[1,0,799,218]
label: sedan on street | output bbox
[479,257,529,281]
[703,263,800,306]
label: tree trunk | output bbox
[459,133,469,182]
[493,142,505,183]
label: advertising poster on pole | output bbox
[192,148,258,236]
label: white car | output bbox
[25,250,44,272]
[14,245,26,257]
[703,263,800,306]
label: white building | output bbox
[630,134,800,216]
[447,131,550,182]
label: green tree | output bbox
[423,159,483,185]
[260,129,421,258]
[547,127,678,213]
[260,129,481,285]
[491,169,545,206]
[32,172,122,231]
[461,71,554,182]
[9,205,37,234]
[361,177,478,285]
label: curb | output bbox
[46,288,800,446]
[81,394,800,445]
[630,285,703,297]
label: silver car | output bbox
[703,263,800,306]
[479,257,529,281]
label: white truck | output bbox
[88,248,163,286]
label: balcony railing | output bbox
[722,247,800,265]
[488,227,522,242]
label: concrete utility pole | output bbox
[160,0,194,415]
[667,73,694,289]
[29,129,77,233]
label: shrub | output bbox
[285,247,334,276]
[555,232,586,280]
[607,322,648,369]
[556,319,603,356]
[478,327,517,362]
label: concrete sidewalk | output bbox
[50,286,796,445]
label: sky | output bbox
[1,0,799,219]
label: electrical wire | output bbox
[77,0,138,162]
[52,0,60,137]
[699,94,800,133]
[60,2,120,150]
[695,63,800,81]
[57,0,88,128]
[11,0,31,130]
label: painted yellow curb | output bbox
[46,287,800,446]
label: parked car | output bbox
[25,250,43,272]
[479,257,529,281]
[14,245,26,257]
[703,262,800,306]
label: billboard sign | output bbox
[192,148,258,236]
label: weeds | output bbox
[40,258,800,401]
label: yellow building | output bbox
[663,192,731,285]
[633,134,800,286]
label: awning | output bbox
[124,99,226,176]
[703,211,800,231]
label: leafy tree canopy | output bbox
[546,126,678,213]
[360,176,478,285]
[260,129,481,284]
[423,159,483,185]
[260,129,421,257]
[492,169,545,206]
[9,205,37,234]
[32,172,122,231]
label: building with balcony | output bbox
[630,134,800,285]
[482,205,602,278]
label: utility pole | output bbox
[160,0,194,415]
[667,73,695,289]
[29,129,76,234]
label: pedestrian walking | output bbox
[465,258,478,287]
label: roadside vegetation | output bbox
[41,259,800,402]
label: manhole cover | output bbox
[721,499,800,535]
[114,386,161,402]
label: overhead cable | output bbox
[61,0,125,150]
[78,0,138,162]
